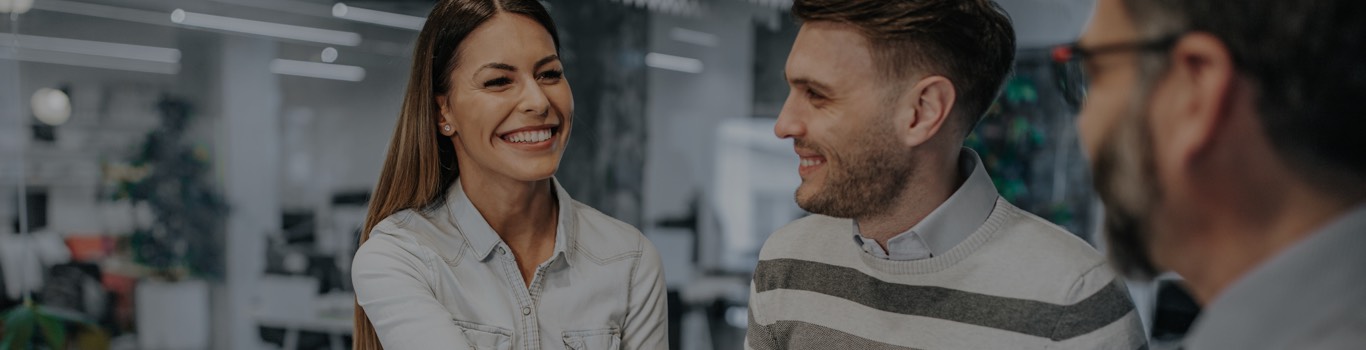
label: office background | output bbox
[0,0,1194,349]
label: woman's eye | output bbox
[538,70,563,81]
[483,77,513,88]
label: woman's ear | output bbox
[436,95,455,136]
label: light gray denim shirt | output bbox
[353,178,668,350]
[1186,203,1366,349]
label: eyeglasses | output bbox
[1050,35,1181,109]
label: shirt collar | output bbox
[447,177,577,266]
[1186,203,1366,349]
[852,148,999,260]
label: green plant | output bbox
[0,296,95,350]
[106,96,229,280]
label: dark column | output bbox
[545,0,650,227]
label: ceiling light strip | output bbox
[332,3,425,31]
[0,49,179,75]
[268,58,365,82]
[172,9,362,46]
[0,33,180,63]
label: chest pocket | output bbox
[562,328,620,350]
[453,319,512,350]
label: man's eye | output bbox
[806,89,825,101]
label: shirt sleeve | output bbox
[352,232,474,350]
[1046,263,1149,350]
[621,238,669,350]
[745,278,780,350]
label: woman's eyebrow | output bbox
[478,62,518,72]
[534,54,559,69]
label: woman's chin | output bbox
[499,162,560,183]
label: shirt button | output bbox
[521,306,531,315]
[497,246,506,255]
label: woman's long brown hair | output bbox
[353,0,559,348]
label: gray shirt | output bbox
[1186,203,1366,349]
[852,148,999,260]
[352,178,668,350]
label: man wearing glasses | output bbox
[1062,0,1366,348]
[745,0,1147,349]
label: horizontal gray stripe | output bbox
[753,258,1134,341]
[768,321,923,350]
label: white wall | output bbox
[276,60,408,210]
[642,2,766,272]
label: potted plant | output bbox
[105,96,228,349]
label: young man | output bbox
[745,0,1146,349]
[1072,0,1366,348]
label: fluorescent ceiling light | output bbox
[0,0,33,14]
[332,3,425,31]
[321,47,338,63]
[269,59,365,82]
[645,52,703,74]
[34,2,409,58]
[669,27,718,47]
[746,0,793,9]
[618,0,703,16]
[171,9,362,46]
[0,33,180,63]
[0,49,179,74]
[0,33,180,74]
[31,0,167,25]
[213,0,333,18]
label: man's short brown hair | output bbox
[793,0,1016,137]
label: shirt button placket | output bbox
[523,304,538,350]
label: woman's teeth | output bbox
[504,129,552,143]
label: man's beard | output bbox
[795,118,915,220]
[1092,100,1164,281]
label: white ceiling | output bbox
[996,0,1096,48]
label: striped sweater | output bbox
[746,199,1148,349]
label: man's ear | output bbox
[1162,32,1237,166]
[895,76,956,147]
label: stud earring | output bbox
[442,124,453,134]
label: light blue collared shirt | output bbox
[353,178,668,350]
[853,148,999,260]
[1186,203,1366,349]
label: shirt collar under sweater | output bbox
[852,148,999,261]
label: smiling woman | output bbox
[350,1,668,349]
